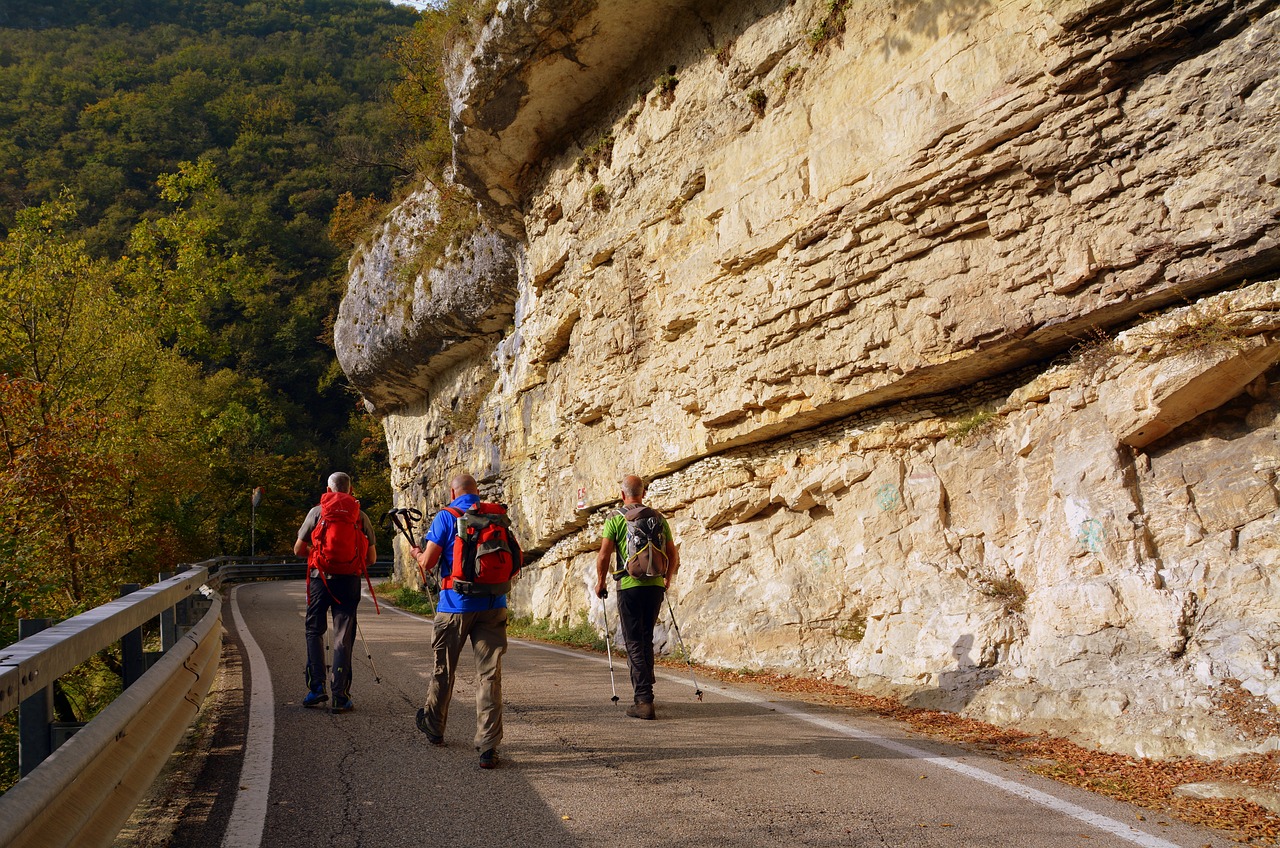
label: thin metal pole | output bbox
[120,583,145,689]
[601,593,620,706]
[18,618,53,776]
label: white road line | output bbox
[514,638,1186,848]
[221,585,275,848]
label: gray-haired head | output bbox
[621,475,645,500]
[327,472,352,493]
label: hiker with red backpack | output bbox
[410,472,522,769]
[293,471,378,714]
[594,475,681,720]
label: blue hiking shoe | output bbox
[331,696,354,714]
[302,689,328,708]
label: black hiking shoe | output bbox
[416,708,444,745]
[479,748,498,769]
[331,696,354,714]
[625,701,656,720]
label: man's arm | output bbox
[664,538,680,590]
[410,541,444,585]
[594,538,615,599]
[362,514,377,566]
[295,508,318,558]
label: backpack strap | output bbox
[612,506,629,580]
[440,506,465,589]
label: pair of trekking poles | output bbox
[600,590,703,705]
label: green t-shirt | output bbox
[603,507,673,590]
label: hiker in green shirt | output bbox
[594,475,680,719]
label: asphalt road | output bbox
[183,581,1237,848]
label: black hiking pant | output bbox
[618,585,664,704]
[305,572,361,699]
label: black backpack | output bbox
[613,505,669,580]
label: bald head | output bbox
[449,473,479,497]
[327,472,352,493]
[620,475,645,502]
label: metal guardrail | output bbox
[0,556,396,848]
[212,559,393,584]
[0,567,212,717]
[0,596,222,848]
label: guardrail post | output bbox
[159,571,177,651]
[18,618,53,776]
[120,584,145,688]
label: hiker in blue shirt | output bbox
[410,473,516,769]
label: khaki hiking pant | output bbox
[420,606,508,751]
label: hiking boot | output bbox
[416,708,443,745]
[625,701,656,720]
[479,748,498,769]
[331,696,354,714]
[302,689,328,708]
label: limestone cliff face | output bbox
[336,0,1280,757]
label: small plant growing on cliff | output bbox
[576,132,615,177]
[655,67,679,107]
[1067,326,1120,376]
[1131,303,1250,362]
[587,183,609,211]
[835,611,868,643]
[808,0,849,51]
[781,64,801,89]
[980,575,1027,614]
[746,87,767,117]
[947,408,997,444]
[711,40,733,67]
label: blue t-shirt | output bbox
[424,493,507,613]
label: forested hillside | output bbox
[0,0,418,687]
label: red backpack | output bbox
[441,502,522,596]
[310,491,369,575]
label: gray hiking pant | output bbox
[419,607,508,751]
[305,573,361,699]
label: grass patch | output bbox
[746,87,767,117]
[509,611,607,652]
[946,408,997,444]
[375,580,436,616]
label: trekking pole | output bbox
[665,596,703,701]
[356,619,381,684]
[599,590,620,706]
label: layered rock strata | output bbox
[336,0,1280,757]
